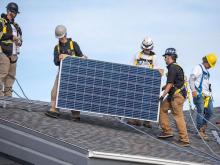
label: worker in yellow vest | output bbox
[127,37,163,127]
[0,2,22,96]
[45,25,87,120]
[189,53,217,140]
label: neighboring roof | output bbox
[0,152,22,165]
[0,97,220,165]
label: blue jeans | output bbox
[193,95,213,130]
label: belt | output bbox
[174,85,185,95]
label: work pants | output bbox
[0,53,17,97]
[159,93,189,143]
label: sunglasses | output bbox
[8,10,18,15]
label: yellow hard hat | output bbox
[206,53,217,68]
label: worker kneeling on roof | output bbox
[158,48,190,147]
[45,25,87,120]
[189,53,217,140]
[0,2,22,97]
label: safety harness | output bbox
[0,18,8,41]
[0,18,20,44]
[0,18,21,63]
[57,40,76,57]
[169,63,186,97]
[195,64,211,108]
[134,52,154,68]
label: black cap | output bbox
[6,2,20,14]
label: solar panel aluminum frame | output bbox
[56,56,162,122]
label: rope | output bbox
[14,77,30,102]
[194,110,220,131]
[117,118,220,163]
[184,80,220,158]
[188,109,220,160]
[8,74,32,104]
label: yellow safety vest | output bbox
[0,18,7,39]
[134,52,154,68]
[0,18,17,44]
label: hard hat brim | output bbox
[207,61,215,68]
[8,9,20,14]
[56,33,66,39]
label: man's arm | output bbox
[189,66,201,98]
[74,41,83,57]
[159,65,176,101]
[53,46,60,66]
[189,74,197,97]
[161,83,173,98]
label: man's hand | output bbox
[13,35,19,42]
[192,91,197,98]
[13,36,22,46]
[15,39,22,46]
[162,85,166,91]
[82,55,88,59]
[59,54,69,60]
[158,69,164,76]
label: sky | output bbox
[1,0,220,108]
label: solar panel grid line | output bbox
[56,57,161,122]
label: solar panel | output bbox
[56,57,161,122]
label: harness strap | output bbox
[0,18,21,40]
[0,18,6,39]
[135,52,154,68]
[195,64,210,96]
[57,40,75,56]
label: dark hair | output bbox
[171,55,177,62]
[202,56,208,63]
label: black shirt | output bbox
[53,38,83,66]
[166,63,184,95]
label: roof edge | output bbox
[88,151,201,165]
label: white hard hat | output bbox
[55,25,67,38]
[141,37,153,50]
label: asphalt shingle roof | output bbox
[0,97,220,165]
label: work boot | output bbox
[198,127,209,141]
[127,119,142,126]
[143,121,152,128]
[157,132,173,138]
[172,140,190,147]
[45,110,60,118]
[71,110,80,122]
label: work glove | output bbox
[82,55,88,59]
[159,96,164,104]
[59,54,69,60]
